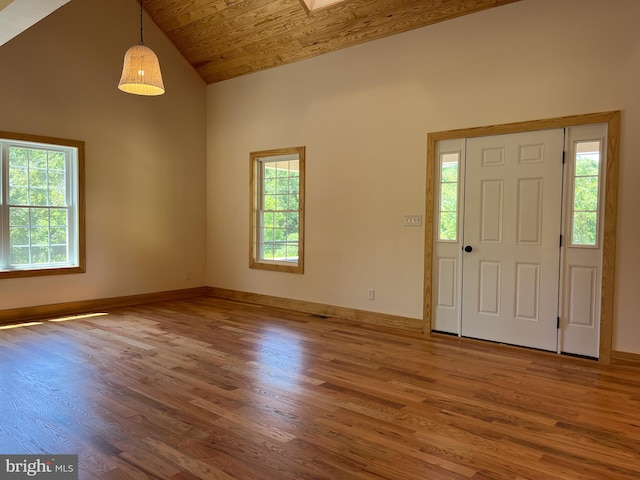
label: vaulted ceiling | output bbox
[143,0,520,84]
[0,0,71,47]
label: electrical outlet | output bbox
[368,289,375,301]
[403,214,422,226]
[185,271,191,281]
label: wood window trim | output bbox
[423,111,621,364]
[249,146,305,274]
[0,131,86,279]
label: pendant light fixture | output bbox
[118,0,165,96]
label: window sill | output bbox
[250,259,303,274]
[0,265,85,279]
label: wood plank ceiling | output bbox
[143,0,520,84]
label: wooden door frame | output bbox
[423,111,621,364]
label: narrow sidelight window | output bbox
[438,152,460,241]
[571,141,601,246]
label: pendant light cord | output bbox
[139,0,144,45]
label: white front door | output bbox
[460,130,564,351]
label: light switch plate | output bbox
[403,214,422,226]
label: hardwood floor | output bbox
[1,296,639,479]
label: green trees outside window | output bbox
[260,162,300,262]
[439,153,459,241]
[572,142,600,246]
[8,147,70,265]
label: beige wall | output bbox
[206,0,640,353]
[0,0,207,308]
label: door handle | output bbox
[464,245,473,253]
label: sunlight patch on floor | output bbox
[0,321,43,330]
[49,312,109,322]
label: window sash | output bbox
[256,159,300,264]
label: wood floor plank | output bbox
[1,296,640,479]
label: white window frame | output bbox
[0,131,85,278]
